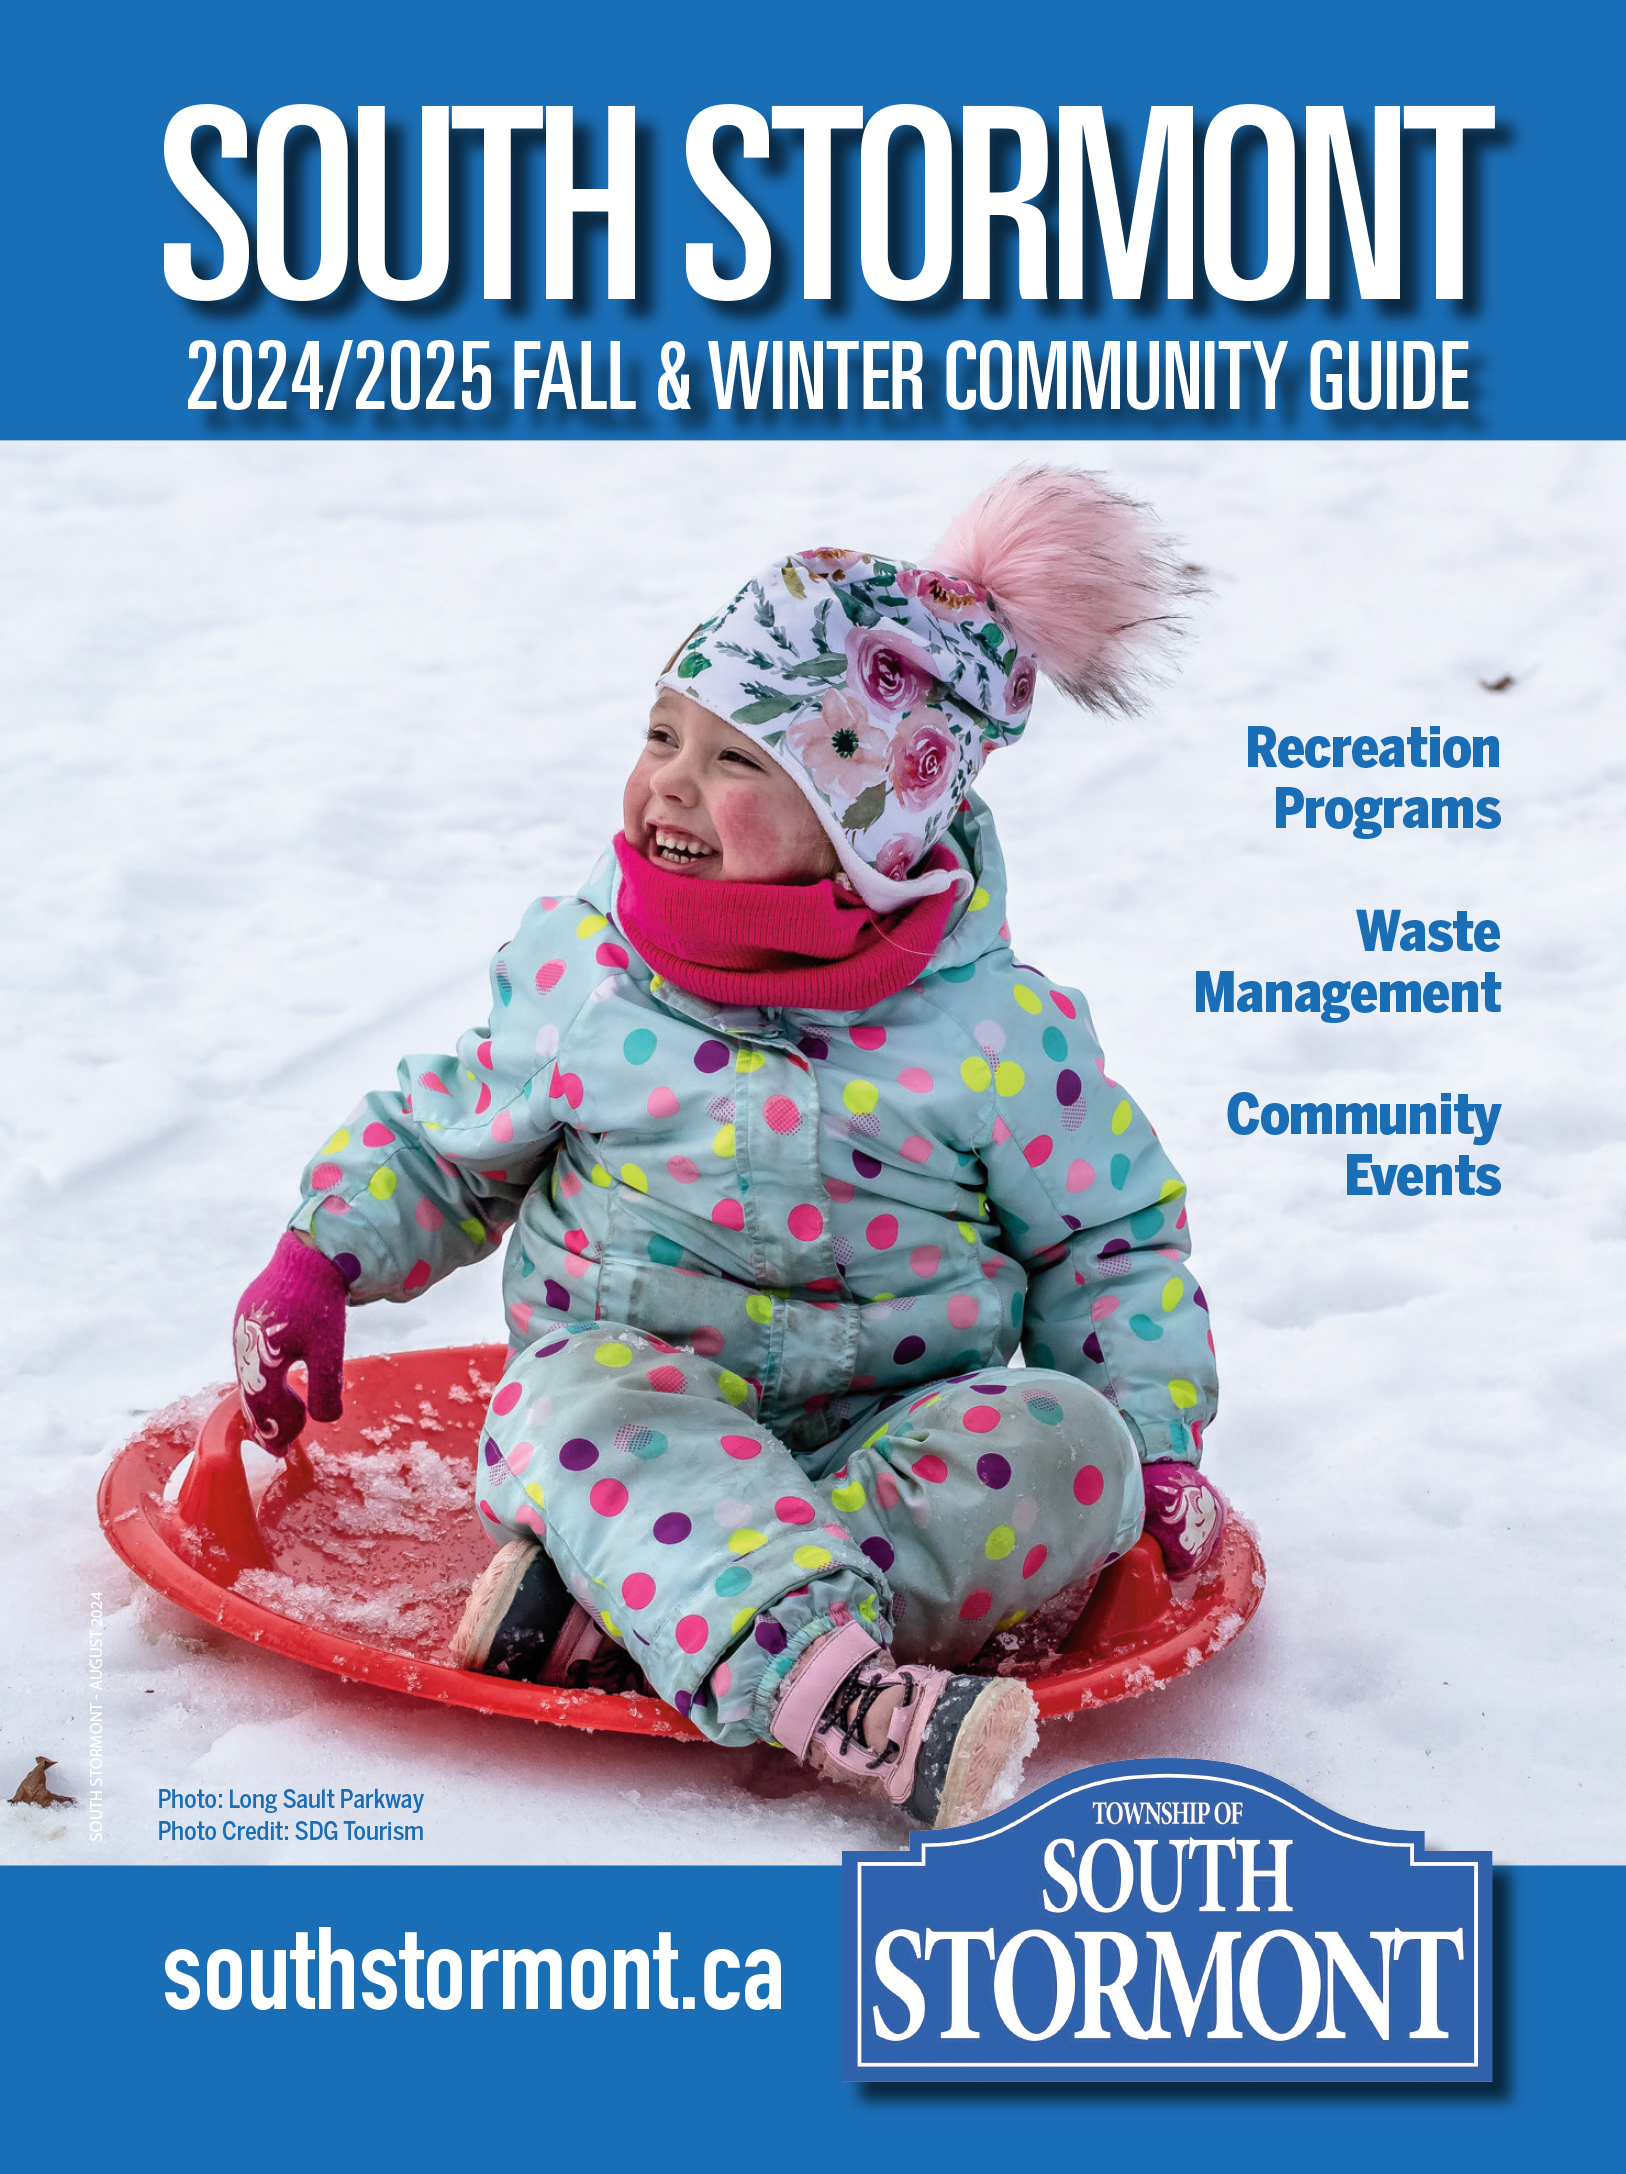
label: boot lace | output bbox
[819,1660,918,1769]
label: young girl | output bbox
[232,467,1224,1830]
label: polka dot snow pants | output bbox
[475,1323,1144,1748]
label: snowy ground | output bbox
[1,438,1621,1867]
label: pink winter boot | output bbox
[451,1540,647,1692]
[771,1620,1038,1829]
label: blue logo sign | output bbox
[844,1760,1491,2082]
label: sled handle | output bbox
[1060,1533,1172,1655]
[175,1397,274,1568]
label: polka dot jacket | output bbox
[292,795,1217,1471]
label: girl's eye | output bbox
[720,750,760,770]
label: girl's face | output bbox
[623,691,838,884]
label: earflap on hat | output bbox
[765,731,965,912]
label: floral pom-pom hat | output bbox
[658,550,1033,908]
[654,468,1196,910]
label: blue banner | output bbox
[1,0,1619,437]
[0,1860,1619,2159]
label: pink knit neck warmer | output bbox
[612,833,959,1010]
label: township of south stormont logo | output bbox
[844,1759,1490,2082]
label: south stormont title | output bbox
[165,102,1493,307]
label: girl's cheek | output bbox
[715,786,828,880]
[622,756,655,834]
[713,786,781,871]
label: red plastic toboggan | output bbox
[98,1344,1264,1740]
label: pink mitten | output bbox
[232,1233,349,1453]
[1142,1459,1226,1575]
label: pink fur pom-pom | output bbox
[928,466,1200,713]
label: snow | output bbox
[1,439,1621,1866]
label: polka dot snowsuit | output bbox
[293,799,1218,1746]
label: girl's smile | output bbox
[623,690,837,885]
